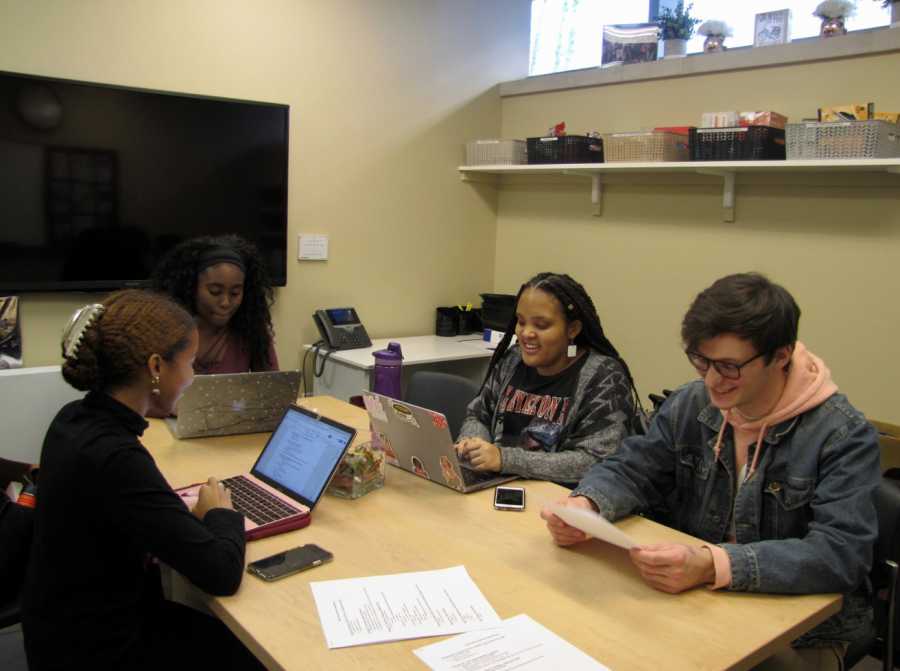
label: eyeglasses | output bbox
[685,350,768,380]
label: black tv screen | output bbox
[0,70,289,292]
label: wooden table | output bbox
[145,396,841,671]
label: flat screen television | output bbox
[0,70,289,292]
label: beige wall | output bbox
[4,3,897,422]
[498,49,900,420]
[0,0,529,374]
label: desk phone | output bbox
[313,308,372,350]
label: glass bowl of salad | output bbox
[326,432,386,499]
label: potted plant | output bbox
[655,1,701,59]
[813,0,856,37]
[877,0,900,26]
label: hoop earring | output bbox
[151,375,161,396]
[567,340,577,358]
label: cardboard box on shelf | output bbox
[875,112,900,123]
[818,103,874,122]
[701,111,740,128]
[740,111,788,129]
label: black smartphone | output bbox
[494,485,526,511]
[247,544,333,582]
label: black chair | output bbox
[404,372,480,441]
[845,477,900,670]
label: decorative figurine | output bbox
[813,0,856,37]
[697,20,733,53]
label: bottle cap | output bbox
[16,491,36,508]
[373,342,404,367]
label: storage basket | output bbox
[602,131,689,163]
[689,126,786,161]
[466,139,527,166]
[526,136,603,164]
[785,120,900,160]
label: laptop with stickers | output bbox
[174,403,357,541]
[166,370,302,439]
[361,391,517,493]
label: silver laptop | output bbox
[175,402,357,541]
[362,390,518,493]
[166,370,302,439]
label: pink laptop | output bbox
[174,403,357,541]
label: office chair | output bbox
[844,477,900,671]
[404,372,480,441]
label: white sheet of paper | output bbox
[310,565,502,649]
[544,501,640,549]
[414,613,612,671]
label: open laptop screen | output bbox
[251,405,356,509]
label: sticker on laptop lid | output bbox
[429,412,447,430]
[412,456,430,479]
[363,394,388,423]
[373,430,399,467]
[439,456,463,491]
[390,401,420,427]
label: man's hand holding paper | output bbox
[540,497,639,549]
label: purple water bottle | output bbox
[372,342,403,400]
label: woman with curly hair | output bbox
[151,234,279,374]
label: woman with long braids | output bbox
[151,234,278,375]
[456,272,640,487]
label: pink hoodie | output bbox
[704,342,838,588]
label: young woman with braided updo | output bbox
[455,272,641,487]
[150,234,278,375]
[22,290,265,671]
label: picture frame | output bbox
[754,10,791,47]
[601,23,659,67]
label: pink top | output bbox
[146,330,278,418]
[193,329,279,375]
[704,343,837,589]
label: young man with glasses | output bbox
[541,272,880,670]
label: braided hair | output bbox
[485,272,640,404]
[150,234,275,370]
[62,290,195,393]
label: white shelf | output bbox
[459,159,900,221]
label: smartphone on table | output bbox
[494,485,526,511]
[247,543,333,582]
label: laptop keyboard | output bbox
[221,475,302,526]
[460,467,500,487]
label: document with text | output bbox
[414,613,612,671]
[310,565,502,648]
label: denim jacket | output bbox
[573,380,880,647]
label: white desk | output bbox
[0,366,84,463]
[302,335,493,401]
